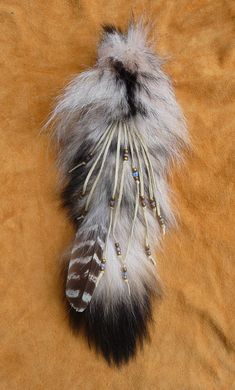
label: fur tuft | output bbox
[85,294,152,366]
[67,290,154,366]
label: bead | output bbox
[101,258,106,264]
[85,153,93,163]
[132,169,139,181]
[122,273,128,280]
[122,266,127,272]
[132,171,139,177]
[145,245,151,256]
[109,198,115,208]
[140,197,146,207]
[100,264,106,271]
[115,242,122,255]
[123,147,129,161]
[150,198,156,209]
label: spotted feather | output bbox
[66,225,106,312]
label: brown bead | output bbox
[150,199,156,208]
[85,153,93,163]
[141,197,146,207]
[123,148,129,161]
[145,244,151,256]
[115,242,120,248]
[109,198,115,208]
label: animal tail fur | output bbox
[48,21,188,365]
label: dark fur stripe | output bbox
[112,59,138,116]
[111,59,148,118]
[62,139,97,226]
[102,24,122,35]
[62,133,117,226]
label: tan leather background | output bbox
[1,1,234,389]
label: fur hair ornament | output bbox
[48,22,188,365]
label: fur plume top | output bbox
[49,22,188,365]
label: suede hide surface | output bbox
[0,1,234,389]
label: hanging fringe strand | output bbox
[68,120,165,290]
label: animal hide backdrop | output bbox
[49,22,189,365]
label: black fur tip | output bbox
[84,295,152,366]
